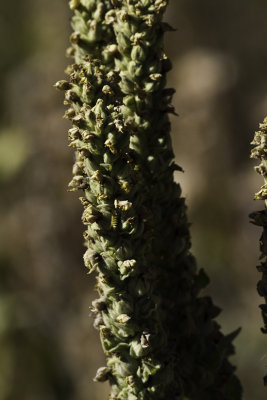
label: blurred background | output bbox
[0,0,266,399]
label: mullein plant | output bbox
[55,0,242,399]
[250,117,267,385]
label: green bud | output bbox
[129,339,146,358]
[116,32,130,49]
[131,45,146,62]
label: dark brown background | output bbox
[0,1,266,399]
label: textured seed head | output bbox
[60,3,243,398]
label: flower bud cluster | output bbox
[55,0,243,398]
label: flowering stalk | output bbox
[250,117,267,384]
[56,0,242,398]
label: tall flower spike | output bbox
[56,0,242,398]
[250,117,267,385]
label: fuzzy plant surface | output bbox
[250,116,267,384]
[55,0,242,399]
